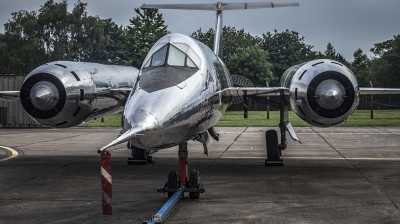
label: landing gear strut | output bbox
[265,91,286,166]
[158,142,205,197]
[145,142,205,223]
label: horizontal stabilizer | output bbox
[359,87,400,95]
[141,2,299,11]
[0,91,20,101]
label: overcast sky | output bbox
[1,0,399,61]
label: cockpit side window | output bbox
[186,57,196,68]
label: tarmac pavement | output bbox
[1,126,400,223]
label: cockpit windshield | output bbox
[143,43,201,69]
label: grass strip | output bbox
[79,110,400,127]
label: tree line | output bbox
[1,0,399,92]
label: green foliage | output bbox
[348,49,372,86]
[191,27,271,85]
[79,110,400,127]
[125,8,169,68]
[191,26,261,61]
[0,0,148,73]
[190,27,214,50]
[225,46,274,86]
[79,114,122,127]
[221,27,261,61]
[261,29,318,84]
[0,1,172,73]
[370,35,400,88]
[322,42,347,64]
[0,9,46,73]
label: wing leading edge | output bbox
[222,87,400,96]
[359,88,400,95]
[0,91,20,101]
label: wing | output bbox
[0,91,20,101]
[221,87,400,96]
[219,86,300,143]
[110,88,133,92]
[359,87,400,95]
[93,87,132,95]
[220,87,288,96]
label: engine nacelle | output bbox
[20,61,138,128]
[280,59,359,127]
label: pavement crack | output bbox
[310,127,399,211]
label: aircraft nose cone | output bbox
[315,79,345,110]
[123,110,159,133]
[100,109,160,151]
[30,81,59,110]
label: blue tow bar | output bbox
[143,188,185,224]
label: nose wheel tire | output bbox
[189,170,201,199]
[167,170,179,198]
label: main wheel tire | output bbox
[265,130,280,160]
[131,145,146,160]
[167,170,179,198]
[189,170,200,199]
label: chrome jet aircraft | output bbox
[1,2,400,199]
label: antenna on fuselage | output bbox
[141,2,299,58]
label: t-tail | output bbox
[141,2,299,58]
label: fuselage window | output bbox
[167,45,186,66]
[151,45,168,67]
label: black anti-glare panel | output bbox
[140,66,198,93]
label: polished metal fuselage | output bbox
[23,61,138,127]
[123,34,233,150]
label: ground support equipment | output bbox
[144,142,205,223]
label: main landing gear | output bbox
[265,129,284,166]
[157,142,205,198]
[127,141,154,165]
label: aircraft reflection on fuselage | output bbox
[101,34,233,151]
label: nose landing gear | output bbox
[157,142,205,197]
[144,142,205,223]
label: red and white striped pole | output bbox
[101,150,112,215]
